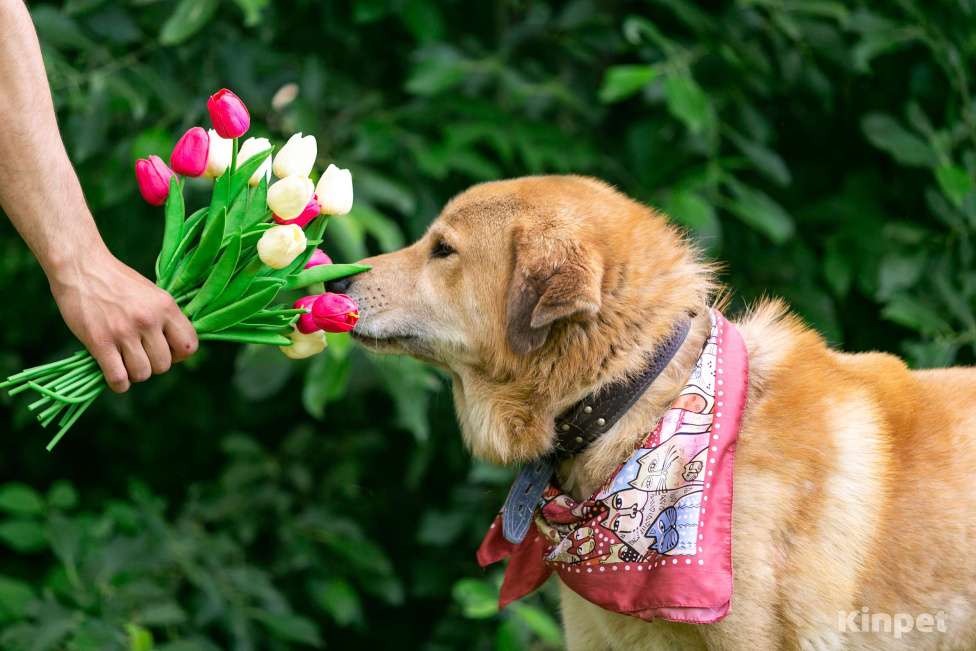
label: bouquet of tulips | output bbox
[1,88,367,451]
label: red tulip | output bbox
[207,88,250,139]
[311,293,359,333]
[304,248,332,269]
[170,127,209,177]
[274,195,320,228]
[135,155,174,206]
[293,295,321,334]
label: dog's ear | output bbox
[506,227,603,355]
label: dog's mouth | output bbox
[351,330,419,353]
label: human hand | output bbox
[47,246,198,393]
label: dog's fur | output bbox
[345,175,976,650]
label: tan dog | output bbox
[340,175,976,650]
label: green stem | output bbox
[228,138,239,208]
[47,393,98,451]
[1,351,89,387]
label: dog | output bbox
[335,175,976,650]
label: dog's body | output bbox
[342,176,976,650]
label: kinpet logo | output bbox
[838,608,948,639]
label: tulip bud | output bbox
[204,129,232,179]
[237,137,272,186]
[293,295,321,334]
[135,155,174,206]
[304,248,333,269]
[273,133,317,179]
[280,327,327,359]
[170,127,209,177]
[268,175,315,220]
[311,293,359,333]
[207,88,250,139]
[315,164,354,215]
[274,195,320,228]
[257,224,307,269]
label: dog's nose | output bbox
[326,277,354,294]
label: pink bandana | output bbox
[478,310,748,623]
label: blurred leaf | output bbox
[254,612,323,647]
[233,0,270,27]
[233,344,295,401]
[308,578,363,627]
[0,519,47,552]
[664,74,714,135]
[0,483,44,516]
[882,295,952,335]
[936,165,975,207]
[599,65,657,103]
[30,6,93,50]
[724,183,795,244]
[727,131,791,186]
[0,575,33,623]
[509,603,563,646]
[453,579,498,619]
[861,113,935,167]
[406,46,470,96]
[127,623,153,651]
[159,0,219,46]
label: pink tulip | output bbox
[304,248,332,269]
[312,293,359,333]
[170,127,209,177]
[135,155,174,206]
[207,88,250,139]
[294,295,321,334]
[274,195,320,228]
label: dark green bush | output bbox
[1,0,974,648]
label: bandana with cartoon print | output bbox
[477,309,748,624]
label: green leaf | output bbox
[192,283,283,333]
[861,113,935,167]
[725,183,795,244]
[599,65,658,103]
[302,335,352,418]
[126,623,154,651]
[159,0,219,46]
[185,231,242,316]
[664,74,715,135]
[171,208,226,292]
[510,602,564,646]
[0,519,47,552]
[46,481,78,510]
[936,165,974,207]
[233,344,295,400]
[727,131,791,186]
[308,578,364,627]
[452,578,498,619]
[157,176,185,280]
[0,483,44,516]
[0,574,34,623]
[406,45,469,95]
[30,6,93,49]
[285,264,371,290]
[134,601,188,627]
[233,0,269,26]
[254,612,323,647]
[881,295,951,335]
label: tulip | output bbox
[280,327,327,359]
[274,195,320,227]
[204,129,232,179]
[257,224,307,269]
[273,132,317,179]
[237,137,272,186]
[207,88,250,139]
[304,248,332,269]
[135,155,174,206]
[311,293,359,333]
[170,127,209,177]
[293,295,321,334]
[315,164,354,215]
[268,175,315,220]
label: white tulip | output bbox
[315,164,353,215]
[273,132,317,179]
[203,129,232,179]
[267,175,315,220]
[257,224,307,269]
[237,137,272,186]
[280,328,327,359]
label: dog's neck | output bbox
[553,310,713,499]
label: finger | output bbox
[165,311,199,363]
[90,343,130,393]
[119,338,152,384]
[142,328,172,375]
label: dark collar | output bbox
[501,319,692,544]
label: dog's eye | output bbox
[430,240,456,259]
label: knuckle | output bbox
[131,369,151,383]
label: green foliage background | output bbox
[2,0,975,649]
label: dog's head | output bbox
[336,175,713,463]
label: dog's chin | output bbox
[351,329,435,360]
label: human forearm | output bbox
[0,0,106,277]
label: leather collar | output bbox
[501,318,692,544]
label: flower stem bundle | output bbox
[2,88,367,451]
